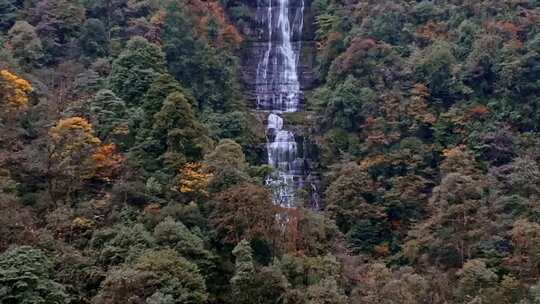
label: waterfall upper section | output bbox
[255,0,304,112]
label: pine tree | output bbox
[89,89,128,143]
[79,18,108,57]
[231,240,256,304]
[152,91,213,168]
[7,21,43,68]
[0,0,17,31]
[0,246,68,303]
[109,36,166,105]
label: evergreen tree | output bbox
[29,0,86,62]
[153,217,215,273]
[79,18,108,58]
[109,36,166,105]
[90,223,155,265]
[324,75,376,131]
[414,40,463,103]
[162,0,240,112]
[231,240,256,304]
[135,249,208,304]
[7,20,43,68]
[204,139,249,192]
[0,246,68,303]
[0,0,17,31]
[95,249,208,304]
[89,89,128,143]
[324,162,380,233]
[151,91,213,169]
[138,73,188,140]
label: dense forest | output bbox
[0,0,539,303]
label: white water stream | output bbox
[256,0,305,207]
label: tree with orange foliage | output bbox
[403,84,437,130]
[48,117,124,196]
[0,69,32,110]
[211,183,278,245]
[49,117,101,159]
[220,25,243,50]
[509,219,540,278]
[88,144,123,182]
[184,0,242,50]
[278,208,340,256]
[414,20,448,45]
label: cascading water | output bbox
[266,113,303,207]
[255,0,308,208]
[256,0,304,112]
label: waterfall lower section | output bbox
[247,0,317,208]
[266,113,303,207]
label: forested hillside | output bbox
[0,0,539,303]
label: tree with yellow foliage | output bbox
[176,162,212,200]
[49,117,101,158]
[0,70,33,146]
[47,117,102,203]
[0,69,32,110]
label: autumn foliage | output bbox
[211,183,278,244]
[0,69,32,110]
[49,117,101,157]
[1,0,540,303]
[47,117,123,201]
[184,0,242,49]
[176,162,212,196]
[88,144,123,182]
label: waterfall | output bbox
[266,113,302,207]
[256,0,304,112]
[255,0,306,207]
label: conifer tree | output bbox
[7,21,43,68]
[109,36,166,105]
[0,246,68,303]
[231,240,256,304]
